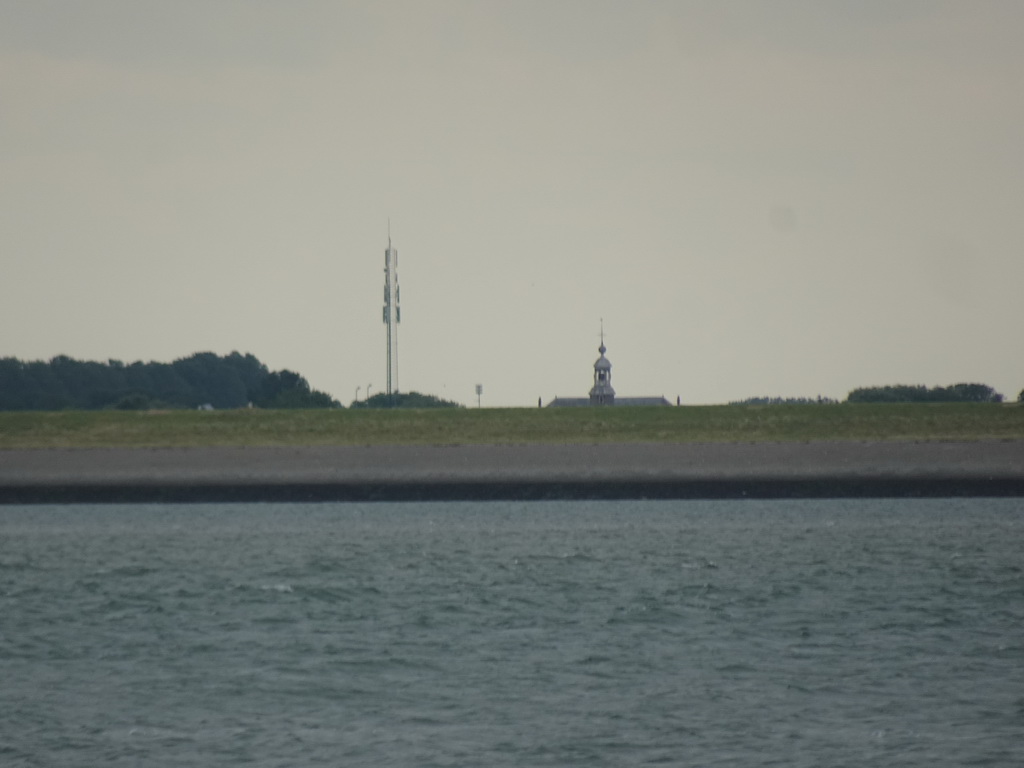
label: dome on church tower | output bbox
[589,339,615,405]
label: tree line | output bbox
[1,354,1014,410]
[0,352,338,411]
[730,396,839,405]
[350,391,462,409]
[846,383,1003,403]
[732,383,1007,405]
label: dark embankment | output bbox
[3,441,1023,502]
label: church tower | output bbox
[588,324,615,406]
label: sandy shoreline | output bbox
[2,440,1023,502]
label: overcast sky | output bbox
[2,1,1022,406]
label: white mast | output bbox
[382,222,400,398]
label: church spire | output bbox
[589,320,615,406]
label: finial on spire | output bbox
[599,318,606,355]
[388,217,391,248]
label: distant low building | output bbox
[547,334,670,407]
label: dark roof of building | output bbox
[615,397,672,406]
[547,396,671,407]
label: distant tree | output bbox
[0,358,29,410]
[123,361,193,406]
[847,383,1003,403]
[847,385,927,403]
[27,358,72,409]
[939,383,1003,403]
[113,393,155,410]
[1018,388,1024,403]
[253,369,339,408]
[729,396,838,405]
[266,388,338,409]
[173,352,248,408]
[222,352,271,400]
[0,352,339,410]
[354,391,463,409]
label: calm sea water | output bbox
[1,499,1022,767]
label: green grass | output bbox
[1,403,1023,449]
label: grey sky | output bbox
[2,1,1022,406]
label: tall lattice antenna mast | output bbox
[382,222,400,398]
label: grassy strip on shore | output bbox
[1,403,1023,449]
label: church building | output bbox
[547,332,671,407]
